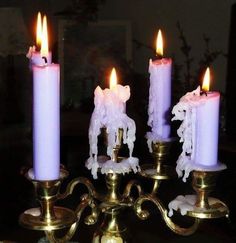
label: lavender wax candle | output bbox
[32,15,60,180]
[147,30,172,142]
[172,68,222,182]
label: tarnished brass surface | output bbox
[186,170,229,219]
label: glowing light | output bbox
[109,67,118,89]
[36,12,42,48]
[202,67,210,92]
[40,15,49,57]
[156,29,163,57]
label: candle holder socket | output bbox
[102,127,124,162]
[186,170,229,219]
[19,169,77,231]
[140,140,177,194]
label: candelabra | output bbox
[19,128,229,243]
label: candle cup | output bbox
[186,170,229,219]
[140,140,177,194]
[19,169,77,231]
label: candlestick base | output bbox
[186,197,229,219]
[139,163,176,180]
[19,169,77,231]
[187,170,229,219]
[92,207,130,243]
[19,207,76,231]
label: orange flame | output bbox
[40,15,49,57]
[156,29,163,57]
[36,12,42,48]
[109,67,117,89]
[202,67,211,92]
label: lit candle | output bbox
[172,68,223,182]
[26,12,52,66]
[87,68,137,179]
[32,15,60,180]
[147,30,172,144]
[193,68,220,166]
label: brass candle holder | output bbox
[140,139,177,194]
[186,170,229,219]
[19,132,230,242]
[19,169,77,232]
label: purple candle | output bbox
[32,15,60,180]
[194,68,220,166]
[172,68,221,181]
[147,30,172,142]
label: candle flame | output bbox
[40,15,49,57]
[156,29,163,57]
[202,67,211,92]
[109,67,117,89]
[36,12,42,48]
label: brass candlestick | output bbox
[186,170,229,219]
[19,169,77,231]
[140,140,177,194]
[19,129,229,242]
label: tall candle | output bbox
[147,30,172,142]
[193,68,220,165]
[32,15,60,180]
[172,68,221,181]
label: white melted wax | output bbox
[87,85,139,179]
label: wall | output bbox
[96,0,235,92]
[2,0,233,92]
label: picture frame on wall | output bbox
[58,20,132,107]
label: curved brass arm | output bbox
[58,176,101,226]
[45,222,78,243]
[123,179,143,202]
[134,194,200,236]
[45,193,99,243]
[58,177,96,200]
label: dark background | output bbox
[0,1,235,242]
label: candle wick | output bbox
[42,56,48,64]
[156,53,163,59]
[200,90,208,96]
